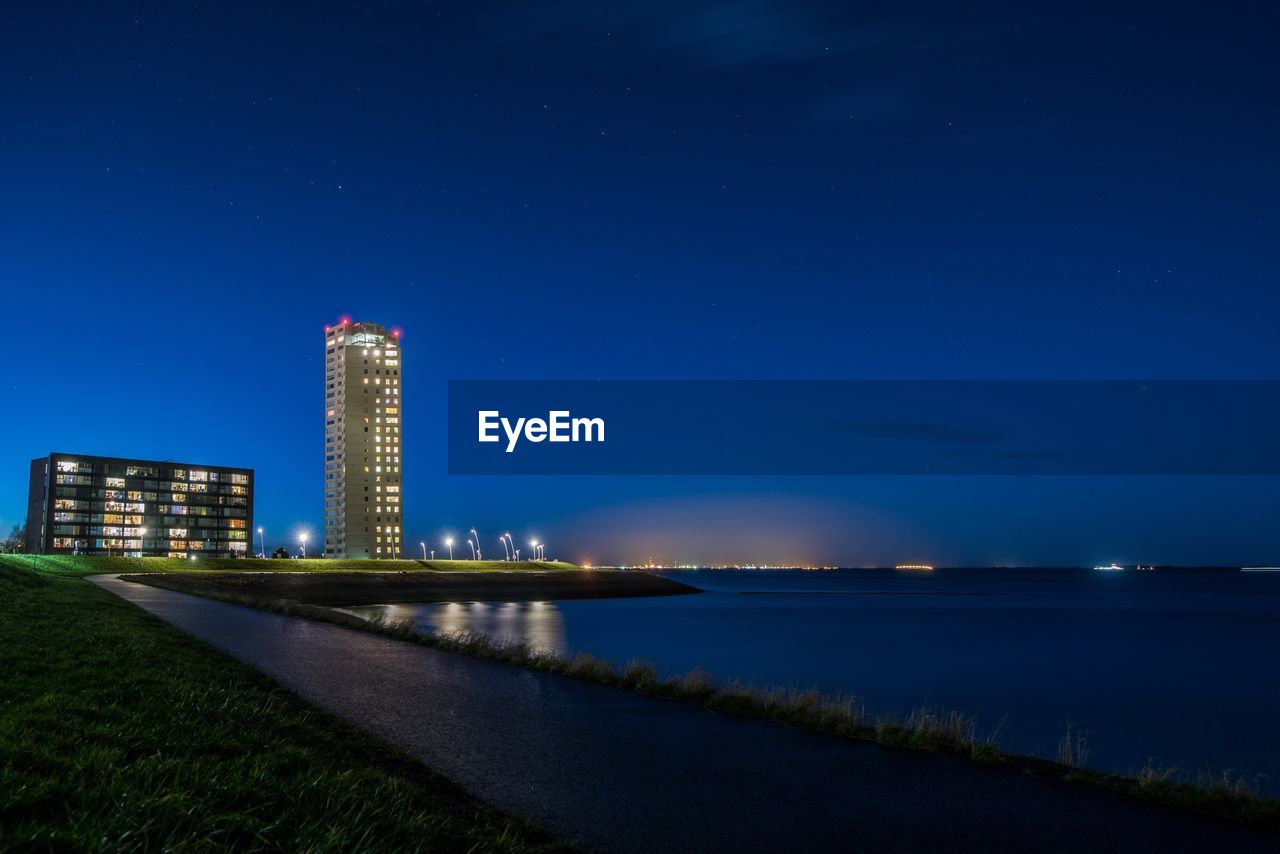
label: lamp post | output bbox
[420,541,427,560]
[468,538,476,560]
[299,532,308,559]
[500,534,511,561]
[139,527,147,558]
[470,528,481,560]
[257,527,265,558]
[530,541,538,562]
[445,537,454,560]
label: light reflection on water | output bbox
[346,601,568,653]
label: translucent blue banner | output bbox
[447,381,1280,475]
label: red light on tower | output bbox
[391,326,403,339]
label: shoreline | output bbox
[89,571,1280,851]
[101,571,1280,830]
[8,556,1277,831]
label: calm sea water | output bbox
[346,568,1280,783]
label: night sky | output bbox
[2,2,1277,566]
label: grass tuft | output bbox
[676,667,716,700]
[1058,723,1090,769]
[621,659,660,690]
[565,652,617,682]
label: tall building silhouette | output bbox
[324,319,403,558]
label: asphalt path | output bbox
[92,574,1276,853]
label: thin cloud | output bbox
[492,1,904,68]
[809,79,920,124]
[823,419,1002,444]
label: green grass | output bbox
[0,554,578,576]
[0,565,565,851]
[161,582,1280,830]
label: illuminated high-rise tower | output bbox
[323,318,403,558]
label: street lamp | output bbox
[420,541,427,560]
[470,528,481,560]
[499,534,511,561]
[468,538,476,560]
[445,537,454,560]
[299,532,308,559]
[139,527,146,558]
[530,541,538,562]
[257,526,265,558]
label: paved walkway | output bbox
[92,575,1276,853]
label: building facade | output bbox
[324,319,403,558]
[26,453,253,558]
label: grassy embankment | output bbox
[0,553,578,576]
[0,553,690,606]
[99,563,1280,831]
[0,564,563,851]
[126,570,698,606]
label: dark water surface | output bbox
[345,568,1280,783]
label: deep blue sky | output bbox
[2,2,1277,565]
